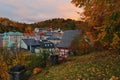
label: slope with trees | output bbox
[0,17,88,32]
[71,0,120,50]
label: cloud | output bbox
[0,0,81,23]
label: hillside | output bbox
[0,17,87,33]
[0,17,29,32]
[30,50,120,80]
[31,18,87,30]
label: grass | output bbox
[29,50,120,80]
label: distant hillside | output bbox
[0,17,88,33]
[31,18,89,31]
[31,18,83,30]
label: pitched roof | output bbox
[23,33,34,36]
[53,32,63,37]
[22,39,40,46]
[47,36,61,40]
[3,35,8,40]
[57,30,81,48]
[37,32,45,35]
[40,40,55,48]
[45,32,53,36]
[7,32,23,35]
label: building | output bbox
[39,40,56,53]
[57,30,81,57]
[34,28,52,33]
[21,39,41,53]
[1,31,23,53]
[2,32,9,47]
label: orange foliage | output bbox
[33,67,42,75]
[79,40,92,55]
[0,56,9,80]
[0,51,30,80]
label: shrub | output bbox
[26,50,50,69]
[25,70,33,77]
[78,40,93,55]
[0,49,30,80]
[26,55,43,69]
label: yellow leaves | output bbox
[0,56,9,80]
[33,67,42,75]
[97,31,106,41]
[110,33,120,49]
[112,33,120,44]
[25,26,33,33]
[0,52,30,80]
[72,0,120,50]
[109,76,119,80]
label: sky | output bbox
[0,0,84,23]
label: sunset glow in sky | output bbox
[0,0,83,23]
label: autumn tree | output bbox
[71,0,120,50]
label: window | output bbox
[48,44,49,46]
[45,44,47,47]
[50,44,53,46]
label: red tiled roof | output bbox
[23,33,34,36]
[38,32,45,35]
[54,33,63,36]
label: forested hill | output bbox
[0,17,88,33]
[31,18,88,30]
[0,17,29,33]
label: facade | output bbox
[1,31,23,53]
[7,32,23,48]
[3,32,9,47]
[34,40,56,54]
[39,40,56,54]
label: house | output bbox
[34,28,63,41]
[2,31,23,52]
[57,30,81,57]
[39,40,56,54]
[21,39,41,53]
[21,38,56,54]
[34,28,52,40]
[35,32,45,40]
[34,40,56,54]
[52,32,63,39]
[7,31,23,48]
[23,33,35,39]
[34,28,52,33]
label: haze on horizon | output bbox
[0,0,84,23]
